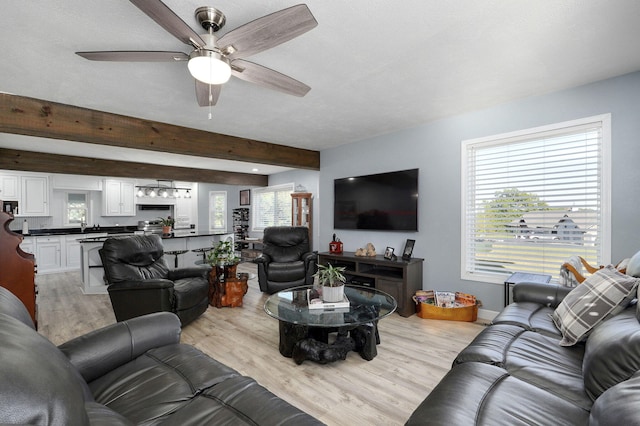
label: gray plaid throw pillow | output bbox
[551,265,639,346]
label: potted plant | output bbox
[207,241,240,292]
[207,240,239,266]
[157,216,174,234]
[314,263,347,302]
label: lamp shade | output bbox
[188,50,231,85]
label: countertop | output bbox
[16,226,229,241]
[18,225,138,237]
[78,230,230,243]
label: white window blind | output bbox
[209,191,227,232]
[252,183,294,231]
[461,115,611,282]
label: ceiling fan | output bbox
[76,0,317,109]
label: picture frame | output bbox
[239,189,250,206]
[402,239,415,261]
[384,246,395,260]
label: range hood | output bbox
[137,204,173,211]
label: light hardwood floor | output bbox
[36,264,485,425]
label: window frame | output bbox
[63,191,89,227]
[252,183,294,231]
[460,114,612,284]
[208,190,227,233]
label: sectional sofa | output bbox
[0,286,322,425]
[407,264,640,425]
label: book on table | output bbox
[307,289,350,310]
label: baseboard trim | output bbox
[478,308,499,322]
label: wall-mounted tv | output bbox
[334,169,418,231]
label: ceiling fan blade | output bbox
[129,0,205,48]
[218,4,317,60]
[231,59,310,97]
[76,51,188,62]
[195,80,222,107]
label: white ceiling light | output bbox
[187,50,231,85]
[136,180,192,199]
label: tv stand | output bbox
[318,251,424,317]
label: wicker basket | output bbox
[416,302,478,321]
[413,290,479,322]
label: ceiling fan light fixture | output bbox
[188,50,231,85]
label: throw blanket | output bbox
[559,256,583,287]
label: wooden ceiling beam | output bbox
[0,93,320,170]
[0,148,268,186]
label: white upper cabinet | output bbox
[174,182,197,229]
[0,173,20,201]
[102,179,135,216]
[51,174,103,191]
[21,175,50,216]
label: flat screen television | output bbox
[334,169,418,231]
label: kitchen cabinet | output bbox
[21,175,50,216]
[36,236,62,273]
[20,236,35,255]
[103,179,135,216]
[0,174,19,201]
[21,234,84,273]
[52,174,103,191]
[174,181,196,229]
[65,235,83,269]
[175,196,194,229]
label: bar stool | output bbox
[191,247,213,264]
[165,249,189,268]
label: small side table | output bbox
[504,272,552,306]
[165,249,189,268]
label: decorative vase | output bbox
[322,284,345,303]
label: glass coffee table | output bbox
[264,285,397,364]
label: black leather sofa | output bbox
[0,286,322,425]
[255,226,317,294]
[100,234,210,326]
[406,280,640,425]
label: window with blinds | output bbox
[252,183,294,231]
[461,114,611,282]
[209,191,227,232]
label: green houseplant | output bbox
[207,240,241,288]
[157,216,174,234]
[314,263,347,302]
[207,240,239,266]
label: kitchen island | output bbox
[80,231,233,294]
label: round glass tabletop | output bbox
[264,285,397,328]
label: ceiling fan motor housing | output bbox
[195,6,226,32]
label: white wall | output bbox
[283,71,640,312]
[196,182,261,235]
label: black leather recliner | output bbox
[254,226,317,294]
[99,234,210,326]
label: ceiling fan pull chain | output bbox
[208,83,213,120]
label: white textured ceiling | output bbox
[2,0,640,174]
